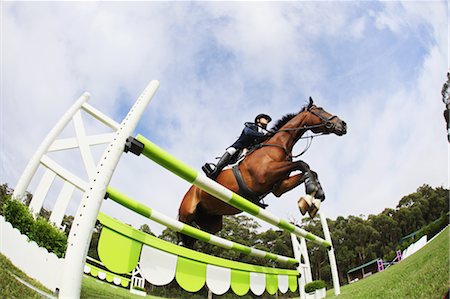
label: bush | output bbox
[28,216,67,258]
[2,196,34,235]
[305,280,326,293]
[2,196,67,258]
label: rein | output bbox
[261,134,318,159]
[261,106,336,158]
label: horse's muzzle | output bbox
[335,120,347,136]
[326,120,346,135]
[339,121,347,135]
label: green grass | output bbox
[0,253,164,299]
[327,226,449,299]
[81,275,165,298]
[0,253,54,298]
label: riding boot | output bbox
[208,151,232,180]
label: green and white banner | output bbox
[97,213,299,296]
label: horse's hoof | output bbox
[308,205,319,218]
[308,198,321,218]
[298,195,313,215]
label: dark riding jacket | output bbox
[230,122,267,150]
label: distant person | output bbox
[441,72,450,142]
[202,114,272,179]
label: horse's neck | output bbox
[272,112,310,151]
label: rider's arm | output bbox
[243,123,266,139]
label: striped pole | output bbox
[134,135,332,249]
[106,186,299,265]
[59,81,160,298]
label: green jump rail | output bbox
[106,186,299,265]
[133,134,332,249]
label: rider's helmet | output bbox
[255,114,272,123]
[255,114,272,130]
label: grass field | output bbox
[326,226,449,299]
[2,226,448,298]
[81,275,164,299]
[0,253,53,298]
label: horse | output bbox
[177,98,347,248]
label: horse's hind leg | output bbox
[178,186,201,248]
[195,209,223,235]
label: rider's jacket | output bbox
[230,122,267,150]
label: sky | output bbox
[1,1,448,236]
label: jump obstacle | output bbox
[5,80,340,298]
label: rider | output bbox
[442,72,450,142]
[203,114,272,179]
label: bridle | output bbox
[260,105,338,159]
[276,105,338,133]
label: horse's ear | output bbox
[308,97,314,108]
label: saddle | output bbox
[201,144,269,209]
[201,159,269,209]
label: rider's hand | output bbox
[267,129,276,136]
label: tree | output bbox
[368,213,400,257]
[139,223,154,236]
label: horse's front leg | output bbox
[272,173,307,197]
[272,160,324,218]
[303,171,325,218]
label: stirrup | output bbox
[257,202,268,209]
[202,163,215,175]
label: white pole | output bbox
[299,237,312,283]
[13,93,90,200]
[59,81,159,298]
[319,212,340,296]
[291,234,306,299]
[291,234,314,299]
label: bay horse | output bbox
[178,98,347,248]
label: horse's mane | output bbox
[270,105,308,131]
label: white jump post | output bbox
[59,80,160,298]
[320,211,340,296]
[291,234,312,299]
[13,93,91,201]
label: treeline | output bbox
[1,183,448,295]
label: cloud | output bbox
[1,1,448,236]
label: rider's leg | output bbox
[209,147,236,179]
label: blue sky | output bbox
[1,1,448,234]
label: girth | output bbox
[232,165,269,209]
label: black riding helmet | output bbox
[255,113,272,123]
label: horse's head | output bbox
[306,97,347,136]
